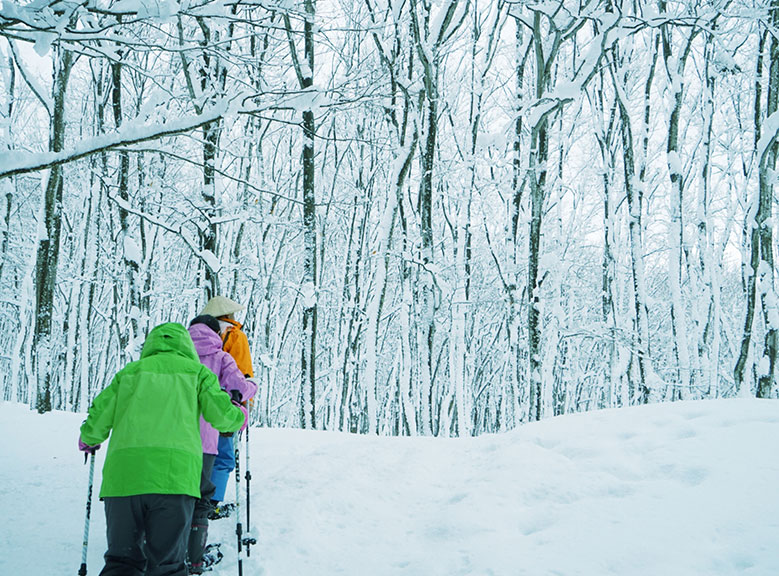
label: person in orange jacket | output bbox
[201,295,255,510]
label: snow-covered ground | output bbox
[1,398,778,575]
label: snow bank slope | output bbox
[1,398,777,576]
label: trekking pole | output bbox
[234,436,244,576]
[78,451,96,576]
[245,409,253,557]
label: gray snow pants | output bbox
[99,493,195,576]
[188,453,217,566]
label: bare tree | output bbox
[285,0,318,428]
[734,0,778,397]
[33,43,74,413]
[520,0,612,420]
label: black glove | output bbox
[229,389,243,404]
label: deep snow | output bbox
[1,398,778,575]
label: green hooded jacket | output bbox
[80,322,244,498]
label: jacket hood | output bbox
[141,323,199,361]
[220,317,243,331]
[189,322,223,357]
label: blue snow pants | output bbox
[210,435,235,503]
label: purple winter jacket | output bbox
[189,323,258,454]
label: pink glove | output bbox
[78,438,101,454]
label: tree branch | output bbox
[0,102,228,179]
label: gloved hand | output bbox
[229,389,243,405]
[78,438,101,454]
[219,398,248,437]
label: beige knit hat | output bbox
[201,295,245,318]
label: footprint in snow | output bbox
[675,427,697,440]
[680,466,708,486]
[448,492,468,504]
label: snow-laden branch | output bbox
[107,189,222,273]
[8,39,52,116]
[0,100,230,179]
[0,0,279,32]
[120,146,304,206]
[520,10,621,128]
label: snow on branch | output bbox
[521,9,622,127]
[0,101,229,179]
[8,39,52,115]
[120,146,304,206]
[107,189,222,273]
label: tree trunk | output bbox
[408,0,462,434]
[300,0,317,428]
[33,46,73,413]
[201,119,220,299]
[594,65,618,408]
[698,33,722,399]
[111,59,142,360]
[734,14,778,396]
[527,12,549,423]
[661,16,694,400]
[756,2,778,397]
[634,32,659,403]
[197,19,221,299]
[0,50,14,285]
[507,17,530,426]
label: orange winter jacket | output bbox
[221,318,254,378]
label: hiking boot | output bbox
[188,562,209,575]
[203,544,223,567]
[188,543,223,574]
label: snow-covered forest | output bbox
[0,0,777,436]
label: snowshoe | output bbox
[188,543,223,574]
[208,502,235,520]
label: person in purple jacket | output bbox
[187,315,257,574]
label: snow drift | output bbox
[1,398,777,575]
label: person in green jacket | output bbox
[79,322,244,576]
